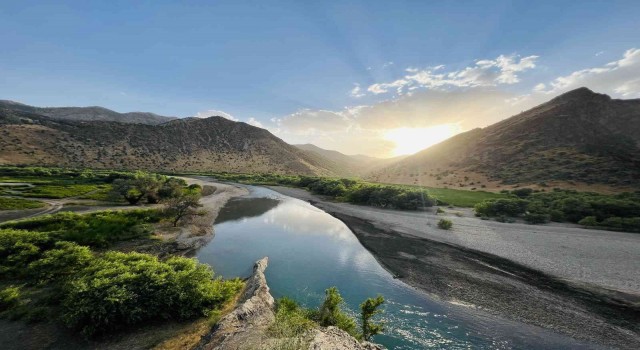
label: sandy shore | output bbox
[268,185,640,349]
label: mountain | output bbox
[0,109,334,175]
[295,144,407,177]
[369,88,640,190]
[0,100,177,125]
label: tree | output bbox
[108,172,165,205]
[360,295,384,341]
[317,287,357,337]
[164,192,202,227]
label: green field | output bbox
[20,184,108,199]
[407,186,506,207]
[204,172,506,208]
[0,197,46,210]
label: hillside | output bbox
[295,143,407,177]
[0,100,177,125]
[0,109,334,175]
[369,88,640,190]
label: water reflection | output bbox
[214,197,280,224]
[197,186,598,350]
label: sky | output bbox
[1,0,639,157]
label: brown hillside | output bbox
[369,88,640,190]
[0,109,333,175]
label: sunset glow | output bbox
[384,124,461,156]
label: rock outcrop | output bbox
[197,257,383,350]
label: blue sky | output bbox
[1,1,639,156]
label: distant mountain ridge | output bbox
[294,144,406,177]
[369,87,640,190]
[0,100,177,125]
[0,109,333,175]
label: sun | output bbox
[384,124,460,156]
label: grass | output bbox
[423,186,506,207]
[0,209,162,247]
[0,197,46,210]
[370,182,507,207]
[77,185,114,201]
[20,184,108,199]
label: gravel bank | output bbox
[268,185,640,349]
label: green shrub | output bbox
[317,287,358,337]
[436,207,445,214]
[0,229,53,276]
[62,251,243,337]
[578,216,598,226]
[360,295,384,341]
[524,212,550,224]
[474,198,528,217]
[1,210,160,247]
[28,241,92,282]
[269,297,316,338]
[511,188,534,198]
[0,286,21,311]
[0,197,46,210]
[437,219,453,230]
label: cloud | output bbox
[192,109,238,121]
[270,49,639,157]
[247,117,263,127]
[365,54,538,95]
[270,88,525,156]
[537,48,640,97]
[350,83,365,98]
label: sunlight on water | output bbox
[196,186,598,349]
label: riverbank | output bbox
[268,185,640,349]
[0,177,249,350]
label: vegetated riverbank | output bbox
[0,176,249,350]
[268,185,640,349]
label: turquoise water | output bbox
[196,186,597,349]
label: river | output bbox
[196,186,598,349]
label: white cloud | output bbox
[271,48,640,157]
[363,54,538,95]
[192,109,238,121]
[271,88,525,156]
[350,83,365,98]
[533,83,546,92]
[536,48,640,98]
[247,117,263,127]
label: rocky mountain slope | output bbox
[295,143,407,177]
[0,100,176,125]
[0,109,333,175]
[369,87,640,190]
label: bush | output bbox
[0,286,21,311]
[1,210,160,247]
[317,287,358,337]
[28,241,92,282]
[62,251,243,337]
[269,297,316,338]
[579,216,598,226]
[524,212,550,224]
[511,188,534,198]
[474,198,528,217]
[437,219,453,230]
[0,229,53,276]
[360,295,384,341]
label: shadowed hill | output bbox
[295,143,407,177]
[0,100,177,125]
[369,88,640,190]
[0,109,334,175]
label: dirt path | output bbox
[268,185,640,349]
